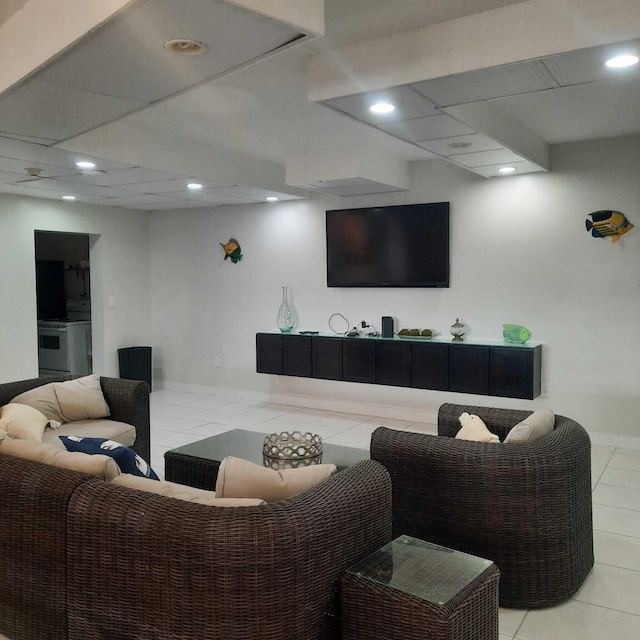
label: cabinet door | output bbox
[490,346,541,399]
[375,341,411,387]
[313,336,343,380]
[283,335,312,377]
[449,345,490,395]
[256,333,283,374]
[343,339,375,383]
[411,342,449,390]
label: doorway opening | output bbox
[35,231,92,378]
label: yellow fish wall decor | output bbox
[585,210,634,243]
[220,238,242,263]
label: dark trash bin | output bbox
[118,346,152,391]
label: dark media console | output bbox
[256,333,542,400]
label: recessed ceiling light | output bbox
[164,39,208,56]
[62,195,77,200]
[265,196,279,202]
[75,161,96,169]
[187,182,203,190]
[499,167,516,174]
[370,102,395,114]
[448,141,472,150]
[605,54,639,68]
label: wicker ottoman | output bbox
[341,536,499,640]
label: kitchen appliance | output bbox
[38,299,92,377]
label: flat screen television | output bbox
[326,202,450,287]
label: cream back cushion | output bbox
[215,456,337,503]
[504,409,555,443]
[42,419,136,450]
[0,438,120,480]
[12,375,110,423]
[112,474,266,506]
[0,403,49,441]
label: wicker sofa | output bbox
[0,450,391,640]
[370,402,594,609]
[0,375,150,463]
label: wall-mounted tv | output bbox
[326,202,450,288]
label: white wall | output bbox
[150,135,640,443]
[0,193,152,382]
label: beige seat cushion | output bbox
[0,438,120,480]
[112,474,266,506]
[0,403,49,441]
[215,456,337,503]
[42,419,136,450]
[12,375,110,423]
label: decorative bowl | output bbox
[263,431,323,469]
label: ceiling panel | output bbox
[37,0,305,103]
[411,60,558,107]
[417,133,503,156]
[450,147,524,168]
[0,136,136,171]
[61,166,187,187]
[324,86,440,124]
[0,155,78,179]
[0,80,146,142]
[465,159,544,177]
[0,169,40,185]
[25,178,135,198]
[543,39,640,86]
[378,114,475,142]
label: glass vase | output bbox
[276,286,297,333]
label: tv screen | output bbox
[326,202,450,288]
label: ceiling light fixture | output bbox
[605,54,639,68]
[499,167,516,174]
[164,38,208,56]
[62,195,77,200]
[187,182,203,190]
[448,142,472,150]
[75,161,96,169]
[370,102,395,114]
[265,196,279,202]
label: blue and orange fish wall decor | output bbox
[585,210,634,243]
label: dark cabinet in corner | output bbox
[256,333,542,400]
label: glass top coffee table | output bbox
[164,429,369,490]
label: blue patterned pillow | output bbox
[60,436,159,480]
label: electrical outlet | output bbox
[214,356,221,367]
[365,318,372,328]
[108,296,116,308]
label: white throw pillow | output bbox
[455,412,500,443]
[0,403,49,441]
[504,409,555,444]
[215,456,337,503]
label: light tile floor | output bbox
[150,389,640,640]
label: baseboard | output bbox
[159,380,438,425]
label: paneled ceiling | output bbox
[0,0,639,209]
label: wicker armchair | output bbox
[370,403,594,609]
[0,375,150,463]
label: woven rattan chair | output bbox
[0,375,151,463]
[370,402,594,608]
